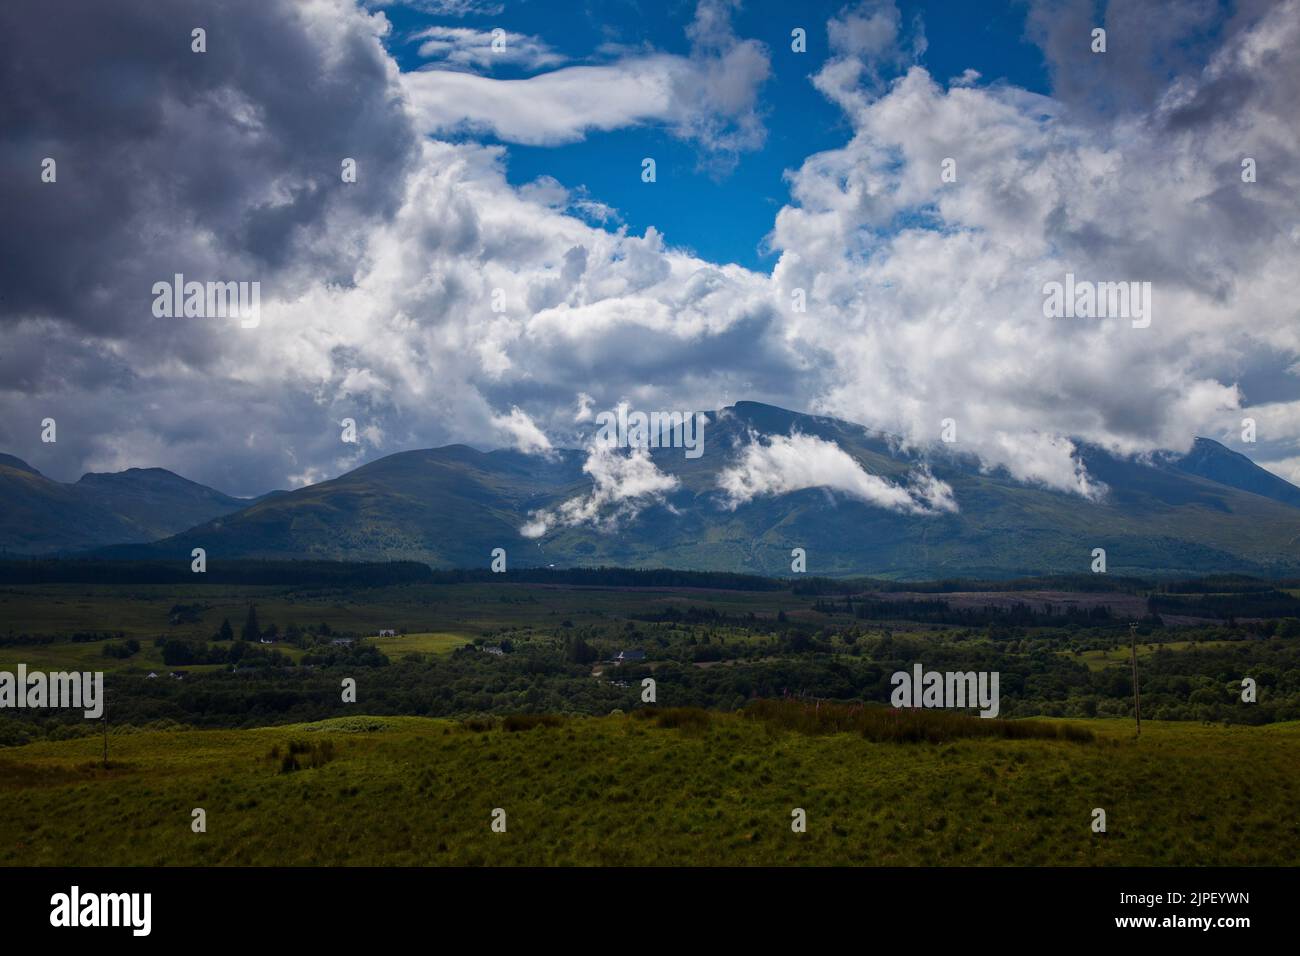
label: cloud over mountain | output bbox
[717,432,956,514]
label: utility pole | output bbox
[1128,621,1142,737]
[102,687,108,766]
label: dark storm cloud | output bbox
[0,0,419,336]
[0,0,420,486]
[1024,0,1225,116]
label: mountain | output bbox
[66,402,1300,579]
[0,458,252,555]
[93,445,589,567]
[1167,437,1300,508]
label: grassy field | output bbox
[1059,640,1242,672]
[361,631,470,657]
[2,711,1296,866]
[0,581,801,642]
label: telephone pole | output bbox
[1128,621,1142,737]
[101,685,113,767]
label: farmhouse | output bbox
[377,629,396,637]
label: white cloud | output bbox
[366,0,503,15]
[402,0,770,154]
[411,26,565,72]
[717,432,957,513]
[766,0,1300,496]
[492,406,552,455]
[984,433,1105,501]
[521,443,680,537]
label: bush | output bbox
[270,738,337,773]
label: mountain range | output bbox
[4,402,1300,579]
[0,454,256,555]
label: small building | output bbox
[482,645,505,656]
[331,638,355,647]
[146,672,158,679]
[377,629,397,637]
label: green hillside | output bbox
[2,711,1296,866]
[99,403,1300,579]
[0,459,249,555]
[10,403,1300,577]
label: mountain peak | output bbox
[1172,436,1300,508]
[76,466,197,487]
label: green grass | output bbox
[1063,641,1240,672]
[362,631,470,657]
[2,711,1296,866]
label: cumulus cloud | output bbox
[402,0,770,155]
[983,433,1105,500]
[492,406,552,455]
[717,432,957,513]
[521,443,680,537]
[770,0,1300,495]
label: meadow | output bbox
[1,707,1296,866]
[2,568,1299,868]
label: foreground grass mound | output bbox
[1,713,1296,866]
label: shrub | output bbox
[270,738,337,773]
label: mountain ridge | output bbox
[0,457,255,555]
[6,401,1292,579]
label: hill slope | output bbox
[79,402,1300,578]
[0,458,251,555]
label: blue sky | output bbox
[381,0,1052,269]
